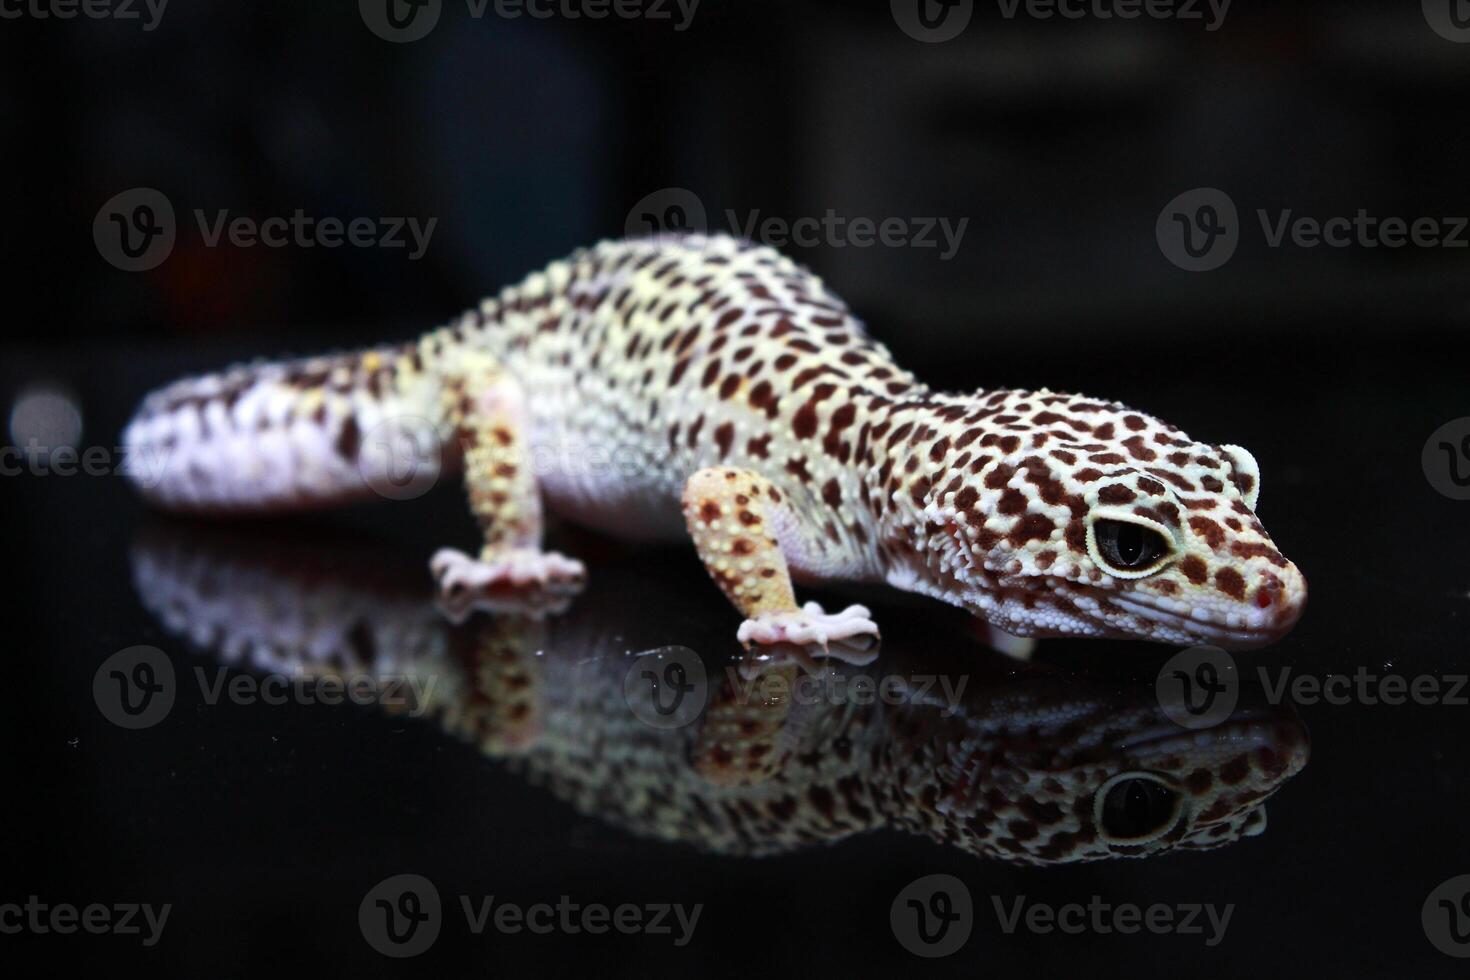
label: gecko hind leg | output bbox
[430,358,585,622]
[680,467,879,665]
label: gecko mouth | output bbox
[1102,591,1294,649]
[1118,710,1294,755]
[972,578,1297,650]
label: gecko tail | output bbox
[122,344,455,514]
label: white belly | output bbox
[527,410,688,542]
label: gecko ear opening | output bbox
[1218,444,1260,511]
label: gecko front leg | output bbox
[680,467,879,664]
[431,356,585,620]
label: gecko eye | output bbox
[1091,519,1171,576]
[1095,773,1183,844]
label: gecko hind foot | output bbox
[737,602,880,666]
[431,547,585,622]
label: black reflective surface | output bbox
[125,520,1308,865]
[8,340,1470,977]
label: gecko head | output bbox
[913,393,1307,649]
[1070,701,1309,862]
[912,690,1311,864]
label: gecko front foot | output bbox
[736,602,881,666]
[431,547,585,622]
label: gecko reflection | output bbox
[130,523,1309,866]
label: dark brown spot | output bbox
[822,478,842,508]
[1215,567,1246,600]
[1188,516,1225,548]
[335,416,360,460]
[793,403,818,439]
[1008,513,1054,546]
[785,457,812,483]
[1230,541,1287,568]
[1220,754,1251,786]
[983,463,1015,490]
[1185,769,1214,795]
[1180,555,1209,585]
[714,422,734,458]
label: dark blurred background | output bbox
[7,2,1470,978]
[6,0,1470,365]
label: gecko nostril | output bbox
[1252,570,1288,610]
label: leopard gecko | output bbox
[123,233,1308,658]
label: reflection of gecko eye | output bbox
[1095,773,1183,844]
